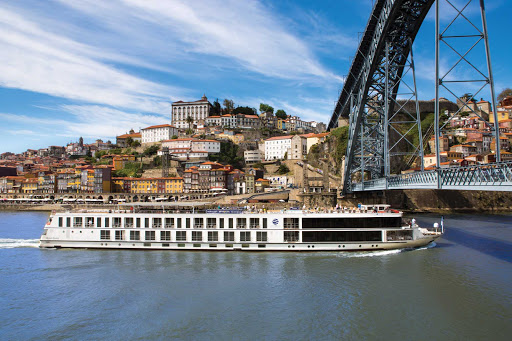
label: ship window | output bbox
[165,218,174,228]
[161,231,171,241]
[125,217,134,228]
[58,217,63,227]
[219,218,224,229]
[153,218,162,228]
[229,218,233,229]
[263,218,267,229]
[96,217,101,227]
[115,230,124,240]
[113,217,121,228]
[194,218,204,228]
[100,230,110,240]
[224,231,234,242]
[130,231,140,241]
[136,218,141,228]
[207,218,216,228]
[145,218,149,228]
[176,231,187,241]
[387,230,413,241]
[257,232,267,242]
[237,218,247,229]
[284,231,299,242]
[186,218,191,229]
[208,231,218,241]
[192,231,202,241]
[302,217,402,229]
[145,231,156,241]
[73,217,82,228]
[284,218,299,229]
[240,231,251,242]
[66,217,71,227]
[302,231,381,242]
[105,217,109,227]
[250,218,259,229]
[177,218,182,228]
[86,217,94,227]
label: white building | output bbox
[244,150,262,164]
[141,124,178,144]
[160,138,221,159]
[264,135,292,160]
[266,175,293,188]
[172,95,212,129]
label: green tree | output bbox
[171,135,178,139]
[498,88,512,103]
[259,103,274,114]
[223,99,235,113]
[232,106,257,116]
[275,109,287,119]
[277,164,290,174]
[126,136,134,146]
[186,115,194,131]
[153,155,162,167]
[131,140,141,147]
[143,144,159,156]
[94,150,107,159]
[208,141,243,168]
[112,162,143,177]
[212,99,222,115]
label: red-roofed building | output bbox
[264,135,294,160]
[141,124,178,144]
[116,130,141,147]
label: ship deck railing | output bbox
[58,207,399,215]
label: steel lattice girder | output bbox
[341,0,434,193]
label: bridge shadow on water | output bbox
[442,228,512,264]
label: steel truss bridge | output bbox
[328,0,511,192]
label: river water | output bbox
[0,211,511,340]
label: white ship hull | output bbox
[40,205,442,252]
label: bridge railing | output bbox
[353,162,512,191]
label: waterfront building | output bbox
[172,95,212,129]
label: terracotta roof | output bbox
[265,135,293,141]
[142,124,176,130]
[117,132,141,139]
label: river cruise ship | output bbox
[39,203,443,251]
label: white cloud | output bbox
[56,0,342,82]
[1,106,170,140]
[0,6,186,114]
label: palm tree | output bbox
[186,116,194,134]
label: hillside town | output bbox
[2,93,512,200]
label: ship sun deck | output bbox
[40,203,442,251]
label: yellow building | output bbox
[21,178,38,193]
[489,107,512,123]
[112,154,136,171]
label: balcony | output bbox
[207,224,217,229]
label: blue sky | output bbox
[0,0,510,153]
